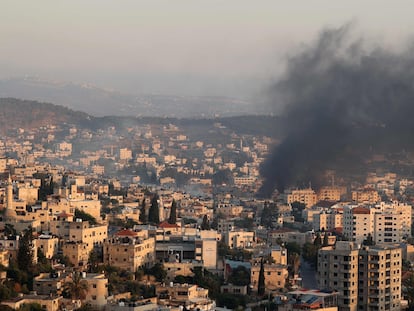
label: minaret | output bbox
[5,174,14,219]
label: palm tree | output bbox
[66,272,89,300]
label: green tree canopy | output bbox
[65,272,89,300]
[258,258,265,296]
[228,266,250,286]
[139,198,147,224]
[148,194,160,224]
[17,228,33,272]
[145,263,166,282]
[168,199,177,224]
[201,215,210,230]
[74,209,98,225]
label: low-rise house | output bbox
[224,230,255,249]
[1,294,61,311]
[250,260,289,292]
[34,272,64,295]
[156,283,215,310]
[220,284,248,295]
[278,289,338,311]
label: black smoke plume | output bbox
[259,24,414,197]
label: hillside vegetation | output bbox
[0,97,283,138]
[0,98,91,133]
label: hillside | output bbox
[0,98,92,133]
[0,77,271,118]
[0,98,283,138]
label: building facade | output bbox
[318,242,402,311]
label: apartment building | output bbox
[104,229,156,272]
[352,188,380,204]
[313,209,343,232]
[358,246,402,311]
[318,186,343,202]
[373,202,411,243]
[318,242,359,311]
[68,220,107,253]
[343,203,411,244]
[318,242,402,311]
[285,188,318,208]
[119,148,132,161]
[343,206,375,245]
[155,229,217,269]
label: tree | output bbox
[145,263,167,282]
[285,242,301,256]
[192,267,222,299]
[216,293,247,310]
[212,169,234,186]
[323,233,329,246]
[4,224,16,237]
[17,228,33,271]
[49,176,55,195]
[0,283,13,301]
[261,204,272,228]
[363,233,375,246]
[148,194,160,224]
[168,199,177,224]
[75,209,97,225]
[88,248,102,273]
[313,233,322,247]
[34,173,55,201]
[291,201,306,222]
[258,258,265,296]
[228,266,250,286]
[65,272,88,300]
[36,248,52,273]
[403,273,414,310]
[139,198,147,224]
[302,242,318,266]
[16,303,43,311]
[201,215,210,230]
[289,252,301,277]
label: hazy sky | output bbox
[1,0,413,98]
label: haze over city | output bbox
[2,0,414,100]
[2,2,414,311]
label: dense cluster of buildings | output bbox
[1,121,414,311]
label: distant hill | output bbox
[0,98,92,133]
[0,77,271,118]
[0,98,283,138]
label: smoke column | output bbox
[259,24,414,197]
